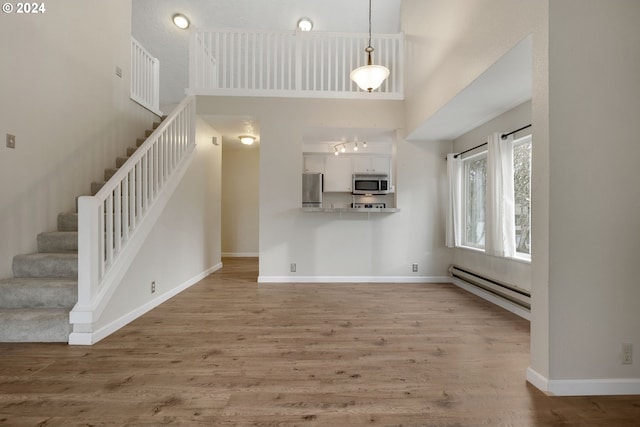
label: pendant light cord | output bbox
[365,0,373,65]
[368,0,372,47]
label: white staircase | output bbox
[0,119,166,342]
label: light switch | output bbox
[6,134,15,149]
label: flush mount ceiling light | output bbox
[297,17,313,32]
[350,0,389,92]
[172,13,190,29]
[239,135,255,145]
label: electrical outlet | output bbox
[151,281,156,294]
[290,263,296,273]
[6,134,15,149]
[115,66,123,78]
[622,343,633,365]
[412,263,418,273]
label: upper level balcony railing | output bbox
[187,28,404,99]
[131,37,162,116]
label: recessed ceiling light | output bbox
[239,135,255,145]
[297,17,313,32]
[172,13,190,29]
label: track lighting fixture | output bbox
[331,140,367,155]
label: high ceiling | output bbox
[132,0,402,149]
[131,0,532,147]
[132,0,402,107]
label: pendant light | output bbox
[350,0,389,92]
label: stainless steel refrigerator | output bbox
[302,173,323,207]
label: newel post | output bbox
[77,196,100,309]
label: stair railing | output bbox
[71,96,196,341]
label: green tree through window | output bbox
[513,137,531,255]
[465,155,487,248]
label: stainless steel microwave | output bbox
[352,174,389,195]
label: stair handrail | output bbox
[73,96,197,334]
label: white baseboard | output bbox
[258,275,450,284]
[69,262,222,345]
[525,367,550,394]
[526,367,640,396]
[222,252,259,258]
[449,276,531,321]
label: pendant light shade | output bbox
[350,0,389,92]
[350,57,390,92]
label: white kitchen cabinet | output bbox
[371,156,390,174]
[303,155,325,173]
[352,155,390,175]
[323,156,352,192]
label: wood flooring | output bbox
[1,258,639,426]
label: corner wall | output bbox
[542,0,640,392]
[0,0,158,278]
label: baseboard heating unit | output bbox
[448,265,531,320]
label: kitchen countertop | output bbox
[301,207,401,213]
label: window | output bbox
[463,153,487,249]
[458,134,531,258]
[513,135,532,257]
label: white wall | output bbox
[401,0,541,138]
[0,0,157,279]
[221,144,260,257]
[198,96,451,281]
[544,0,640,386]
[451,101,532,291]
[95,117,222,333]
